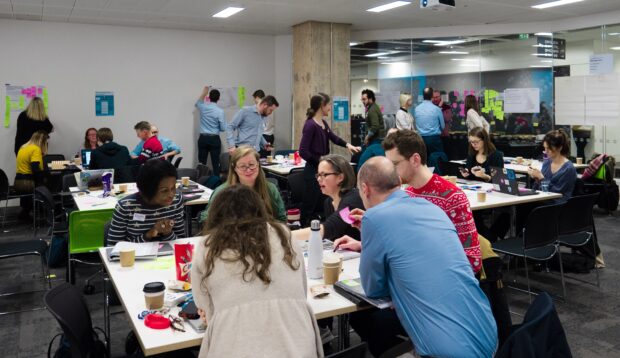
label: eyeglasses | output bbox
[235,163,258,172]
[469,139,481,145]
[315,172,338,180]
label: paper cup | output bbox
[576,157,583,165]
[477,190,487,202]
[288,153,295,161]
[267,155,273,163]
[323,254,342,285]
[120,249,135,267]
[143,282,165,310]
[119,184,128,193]
[181,177,190,186]
[516,156,524,164]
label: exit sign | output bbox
[519,34,530,40]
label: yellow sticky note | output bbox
[42,88,49,109]
[143,256,174,270]
[237,86,245,108]
[4,96,10,128]
[19,96,25,109]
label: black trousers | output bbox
[301,162,325,226]
[197,134,222,174]
[350,308,408,357]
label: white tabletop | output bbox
[450,158,588,175]
[71,181,213,212]
[99,237,361,356]
[262,161,306,175]
[455,180,563,210]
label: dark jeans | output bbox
[301,162,325,226]
[198,134,222,174]
[350,308,408,357]
[422,135,444,157]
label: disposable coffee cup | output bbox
[119,184,128,193]
[74,157,82,166]
[288,153,295,161]
[181,177,190,186]
[516,156,524,164]
[267,155,273,163]
[323,254,342,285]
[447,176,457,184]
[143,282,165,310]
[477,190,487,202]
[576,157,583,165]
[120,249,135,267]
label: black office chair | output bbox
[1,167,34,230]
[176,168,199,182]
[45,283,109,358]
[495,292,572,357]
[219,152,230,177]
[61,174,77,210]
[34,186,69,238]
[557,193,600,287]
[492,203,566,301]
[287,171,305,209]
[0,238,50,315]
[196,163,212,178]
[325,342,368,358]
[173,156,183,168]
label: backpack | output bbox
[46,235,68,268]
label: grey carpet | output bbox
[1,206,618,357]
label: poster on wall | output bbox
[206,86,245,109]
[4,84,48,128]
[333,97,349,122]
[95,91,115,117]
[589,54,614,75]
[503,88,540,113]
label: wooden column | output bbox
[292,21,351,156]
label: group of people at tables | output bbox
[12,95,182,219]
[103,112,576,357]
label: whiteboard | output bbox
[503,88,540,113]
[554,74,620,126]
[555,76,585,125]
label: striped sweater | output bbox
[107,192,186,246]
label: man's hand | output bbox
[264,143,274,152]
[349,208,365,230]
[228,147,236,155]
[334,235,362,253]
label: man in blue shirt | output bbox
[130,124,180,160]
[414,87,445,157]
[336,157,497,357]
[227,95,278,155]
[195,87,227,174]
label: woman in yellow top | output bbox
[15,130,49,219]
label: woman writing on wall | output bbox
[299,93,361,225]
[14,97,53,156]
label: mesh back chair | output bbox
[176,168,199,182]
[61,174,78,209]
[492,203,566,302]
[558,193,600,287]
[287,171,305,209]
[495,292,572,358]
[196,163,212,178]
[44,283,108,358]
[219,152,230,178]
[34,186,69,238]
[1,168,34,230]
[0,238,50,315]
[43,154,66,168]
[173,156,183,168]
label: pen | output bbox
[333,244,339,252]
[92,202,107,207]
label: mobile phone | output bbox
[472,167,481,172]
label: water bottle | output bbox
[307,220,323,279]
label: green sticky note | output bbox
[42,88,49,109]
[143,256,174,270]
[19,96,25,109]
[237,86,245,108]
[4,96,10,128]
[341,279,360,287]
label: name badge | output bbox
[133,213,146,222]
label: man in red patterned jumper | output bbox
[383,129,481,273]
[134,121,163,163]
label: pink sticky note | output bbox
[339,207,354,224]
[37,87,43,94]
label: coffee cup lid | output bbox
[143,282,165,293]
[323,254,341,265]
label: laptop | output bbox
[490,166,538,196]
[75,169,115,190]
[81,149,92,169]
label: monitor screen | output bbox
[81,149,92,169]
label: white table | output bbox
[262,161,306,177]
[100,237,362,356]
[450,158,588,175]
[456,180,563,211]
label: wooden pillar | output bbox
[292,21,351,156]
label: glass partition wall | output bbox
[351,25,620,162]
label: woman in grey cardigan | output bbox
[191,185,322,357]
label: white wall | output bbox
[274,35,293,150]
[0,19,277,180]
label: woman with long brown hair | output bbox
[15,130,49,219]
[459,127,503,182]
[465,95,490,134]
[191,185,322,357]
[83,127,99,150]
[14,97,53,155]
[200,146,286,222]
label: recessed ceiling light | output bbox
[451,58,477,61]
[365,52,392,57]
[611,47,620,50]
[608,33,620,36]
[438,51,469,55]
[532,44,553,48]
[377,56,390,59]
[423,39,466,46]
[535,32,553,37]
[350,42,359,46]
[367,1,411,13]
[212,7,244,18]
[532,0,584,10]
[530,65,552,68]
[531,53,553,57]
[363,79,369,83]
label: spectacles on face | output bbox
[315,172,338,180]
[235,163,258,172]
[469,139,482,145]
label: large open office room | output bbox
[1,0,620,357]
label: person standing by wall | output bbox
[361,89,385,146]
[414,87,445,157]
[196,87,227,173]
[395,93,414,130]
[14,97,53,156]
[227,96,278,155]
[465,95,490,134]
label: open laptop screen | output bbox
[81,149,92,169]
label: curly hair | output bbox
[201,185,299,285]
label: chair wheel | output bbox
[83,284,95,295]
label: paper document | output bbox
[111,242,159,258]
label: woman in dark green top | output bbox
[460,127,503,182]
[201,146,285,223]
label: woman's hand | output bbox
[346,143,361,154]
[459,167,470,178]
[334,235,362,253]
[146,219,175,239]
[197,308,208,325]
[471,166,486,179]
[528,167,544,181]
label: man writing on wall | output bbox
[195,87,227,173]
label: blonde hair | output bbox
[25,97,47,121]
[226,146,274,218]
[399,93,412,108]
[23,130,49,155]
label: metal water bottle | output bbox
[307,220,323,279]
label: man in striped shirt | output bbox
[107,159,185,245]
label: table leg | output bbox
[337,314,350,351]
[510,206,516,237]
[103,275,111,357]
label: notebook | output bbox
[107,242,174,261]
[334,278,392,309]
